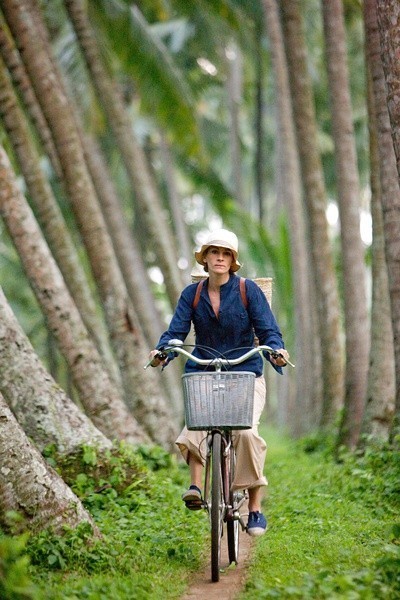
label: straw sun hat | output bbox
[194,229,241,272]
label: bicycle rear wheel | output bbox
[211,432,223,582]
[227,446,239,564]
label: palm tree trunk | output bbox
[375,0,400,439]
[0,50,121,392]
[0,392,99,535]
[263,0,318,435]
[82,133,184,424]
[0,286,111,454]
[280,0,344,428]
[0,143,149,446]
[254,19,265,222]
[322,0,370,450]
[0,16,62,178]
[64,0,183,309]
[226,41,245,210]
[82,134,166,347]
[159,131,192,284]
[360,61,395,442]
[1,0,176,446]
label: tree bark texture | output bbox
[254,21,265,222]
[375,0,400,437]
[263,0,317,435]
[226,41,244,210]
[64,0,184,309]
[0,49,122,392]
[0,15,62,177]
[362,62,395,441]
[0,143,149,446]
[0,286,111,454]
[322,0,370,450]
[83,133,184,424]
[82,134,166,348]
[159,131,193,285]
[362,0,397,441]
[280,0,344,427]
[1,0,177,446]
[0,392,98,534]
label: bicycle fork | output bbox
[204,431,248,530]
[222,435,248,532]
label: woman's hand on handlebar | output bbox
[148,349,168,368]
[269,348,290,367]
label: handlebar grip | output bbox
[143,350,168,370]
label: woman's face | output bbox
[204,246,233,275]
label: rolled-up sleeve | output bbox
[246,280,285,374]
[156,286,195,352]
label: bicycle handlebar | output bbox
[144,339,295,369]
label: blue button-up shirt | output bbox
[157,274,285,377]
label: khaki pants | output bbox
[176,375,268,491]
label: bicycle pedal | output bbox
[185,502,203,511]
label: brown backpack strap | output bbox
[239,277,248,309]
[193,277,248,310]
[192,279,204,310]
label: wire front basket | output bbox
[182,371,255,430]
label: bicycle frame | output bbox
[203,430,234,513]
[203,427,248,581]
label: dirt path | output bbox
[181,530,254,600]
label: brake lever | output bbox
[143,351,168,370]
[270,351,295,368]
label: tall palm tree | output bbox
[280,0,344,428]
[82,133,184,421]
[360,64,395,441]
[0,392,99,535]
[0,286,111,454]
[375,0,400,439]
[158,131,193,284]
[1,0,176,445]
[322,0,370,450]
[0,143,149,446]
[263,0,317,435]
[81,134,167,348]
[225,40,245,209]
[0,17,62,177]
[0,48,121,391]
[64,0,184,309]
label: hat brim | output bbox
[194,243,241,272]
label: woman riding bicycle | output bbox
[149,229,289,536]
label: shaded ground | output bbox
[181,528,254,600]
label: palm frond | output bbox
[89,0,204,157]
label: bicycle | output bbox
[145,340,294,583]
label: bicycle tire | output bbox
[227,447,240,564]
[211,432,223,582]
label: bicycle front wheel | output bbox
[227,448,240,564]
[211,431,223,582]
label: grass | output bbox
[1,443,210,600]
[242,428,400,599]
[1,429,399,599]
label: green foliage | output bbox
[135,443,174,471]
[89,0,204,158]
[44,441,151,498]
[0,534,40,600]
[241,429,400,600]
[27,442,208,598]
[4,431,399,599]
